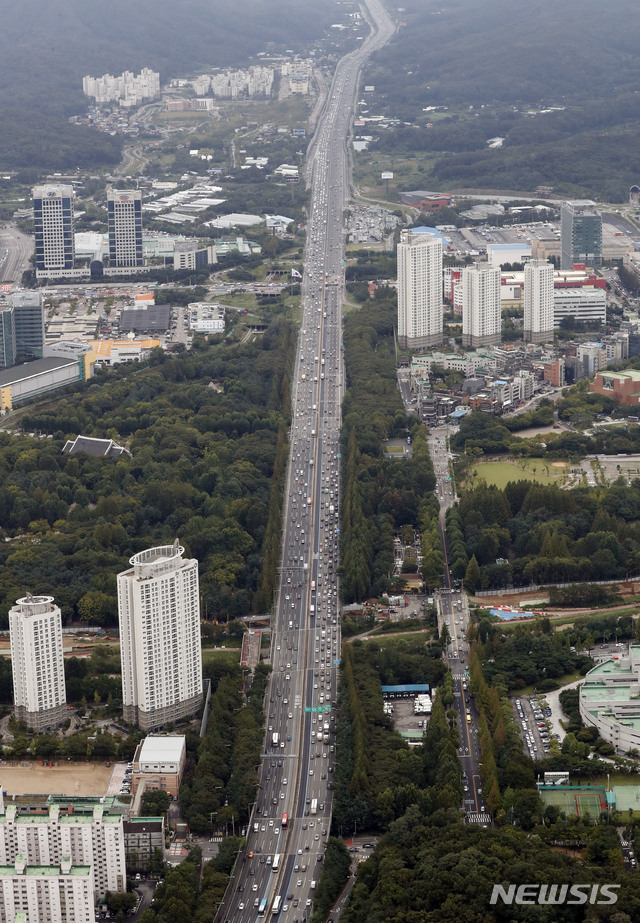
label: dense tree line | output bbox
[332,640,447,834]
[469,619,591,695]
[340,300,436,602]
[0,317,295,625]
[179,661,269,835]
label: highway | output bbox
[215,2,395,922]
[0,224,33,285]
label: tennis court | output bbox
[539,785,607,817]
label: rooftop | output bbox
[0,357,78,388]
[138,734,186,764]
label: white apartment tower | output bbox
[0,855,93,923]
[397,230,443,349]
[107,190,143,268]
[0,794,126,901]
[118,541,202,730]
[9,595,66,731]
[524,259,554,344]
[462,263,501,347]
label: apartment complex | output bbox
[107,191,143,268]
[83,69,160,106]
[561,200,602,270]
[0,793,125,901]
[461,263,501,347]
[397,230,443,349]
[33,185,76,280]
[118,541,202,730]
[0,855,93,923]
[524,260,554,344]
[8,595,66,731]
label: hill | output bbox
[0,0,337,170]
[362,0,640,200]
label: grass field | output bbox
[468,458,570,488]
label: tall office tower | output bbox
[9,594,67,731]
[0,306,15,369]
[0,855,93,923]
[107,190,143,268]
[561,200,602,270]
[32,184,75,275]
[524,260,555,344]
[11,291,45,359]
[461,263,501,347]
[118,540,202,730]
[0,793,126,900]
[397,230,443,349]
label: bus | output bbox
[282,812,288,829]
[311,580,316,591]
[258,898,268,916]
[272,854,281,873]
[310,798,318,816]
[272,896,282,915]
[272,732,279,748]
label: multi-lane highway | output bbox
[0,224,33,285]
[216,2,395,921]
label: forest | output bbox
[0,317,296,625]
[340,296,436,602]
[361,0,640,199]
[448,475,640,590]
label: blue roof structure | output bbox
[381,683,430,695]
[411,226,447,242]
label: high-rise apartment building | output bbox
[561,201,602,270]
[118,541,202,730]
[461,263,501,347]
[397,230,443,349]
[32,185,75,278]
[107,190,143,268]
[0,854,93,923]
[0,793,126,900]
[524,260,554,344]
[9,594,66,731]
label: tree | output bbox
[464,555,481,593]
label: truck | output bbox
[272,732,279,748]
[329,504,335,515]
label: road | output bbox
[430,429,492,827]
[0,224,33,285]
[215,3,395,922]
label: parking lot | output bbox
[513,694,556,760]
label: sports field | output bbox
[468,458,570,489]
[539,785,606,817]
[0,762,112,796]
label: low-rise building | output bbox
[579,646,640,752]
[590,369,640,407]
[188,302,226,333]
[123,817,165,871]
[131,736,187,799]
[0,355,95,413]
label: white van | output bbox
[310,881,316,890]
